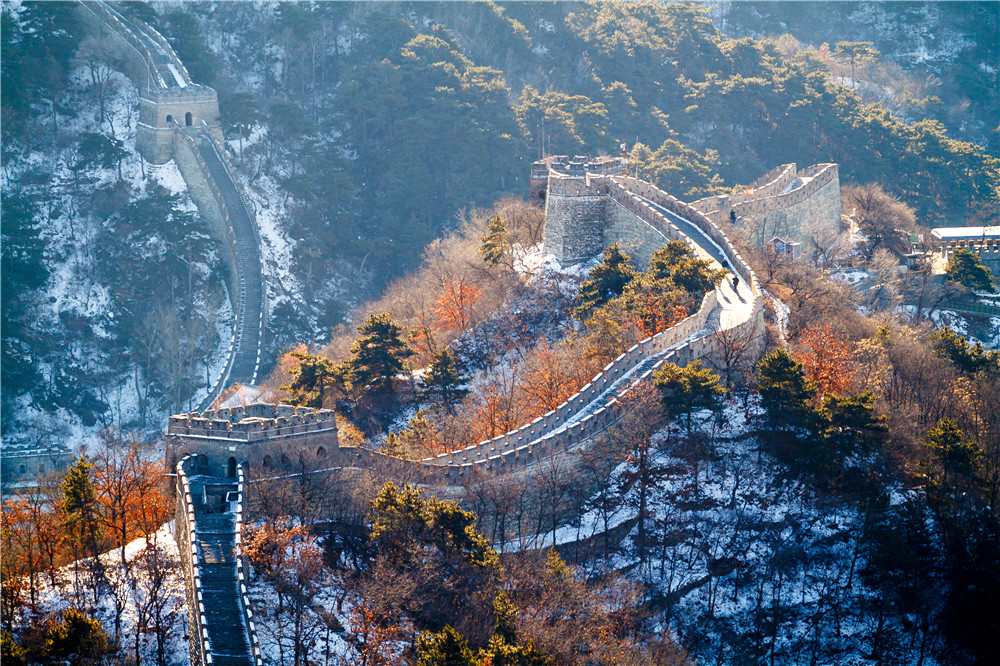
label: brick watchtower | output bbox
[166,403,338,478]
[136,86,224,164]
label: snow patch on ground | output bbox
[21,523,189,666]
[829,268,870,285]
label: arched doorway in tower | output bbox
[227,456,237,478]
[185,112,192,126]
[166,114,173,124]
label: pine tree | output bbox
[925,418,983,485]
[757,349,817,431]
[930,327,999,375]
[43,609,113,664]
[492,591,518,644]
[479,214,510,267]
[833,41,879,85]
[416,625,476,666]
[344,312,413,396]
[653,360,727,434]
[62,459,100,560]
[822,391,887,457]
[646,240,724,295]
[946,249,994,292]
[423,350,468,412]
[574,244,636,320]
[280,351,342,408]
[478,635,552,666]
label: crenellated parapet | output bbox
[529,155,625,206]
[691,163,841,248]
[166,403,338,476]
[137,86,223,164]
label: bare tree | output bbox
[843,183,916,261]
[75,37,126,134]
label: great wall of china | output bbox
[165,150,847,663]
[71,7,844,663]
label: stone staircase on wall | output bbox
[196,512,254,666]
[80,1,267,410]
[177,456,258,666]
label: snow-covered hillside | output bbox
[2,29,231,454]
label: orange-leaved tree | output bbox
[94,431,171,564]
[408,302,439,357]
[213,382,246,409]
[469,380,520,445]
[794,324,856,397]
[434,278,481,331]
[518,340,585,418]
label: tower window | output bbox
[185,112,193,126]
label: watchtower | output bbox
[136,85,224,164]
[530,155,625,207]
[166,403,338,478]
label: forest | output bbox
[2,1,1000,665]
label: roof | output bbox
[930,226,1000,241]
[768,236,800,246]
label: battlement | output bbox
[166,403,338,476]
[690,163,841,250]
[137,85,223,164]
[529,155,625,205]
[168,403,336,440]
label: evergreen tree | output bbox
[653,360,727,434]
[0,633,26,666]
[646,240,725,295]
[574,244,636,320]
[833,41,879,84]
[43,608,113,666]
[370,482,498,569]
[62,459,100,560]
[380,432,407,459]
[345,313,414,396]
[478,635,552,666]
[822,391,887,457]
[416,625,476,666]
[757,349,817,431]
[220,92,262,162]
[479,214,510,267]
[492,592,519,644]
[925,418,983,485]
[423,350,469,412]
[281,351,342,409]
[946,248,994,292]
[930,327,999,375]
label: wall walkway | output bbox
[176,456,257,666]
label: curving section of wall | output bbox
[691,163,841,245]
[77,1,266,409]
[167,170,764,489]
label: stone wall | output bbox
[172,131,239,299]
[175,456,212,666]
[166,404,339,475]
[690,163,841,248]
[759,173,841,244]
[233,464,264,666]
[542,172,611,263]
[604,198,680,267]
[532,155,624,208]
[170,169,763,505]
[138,88,223,165]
